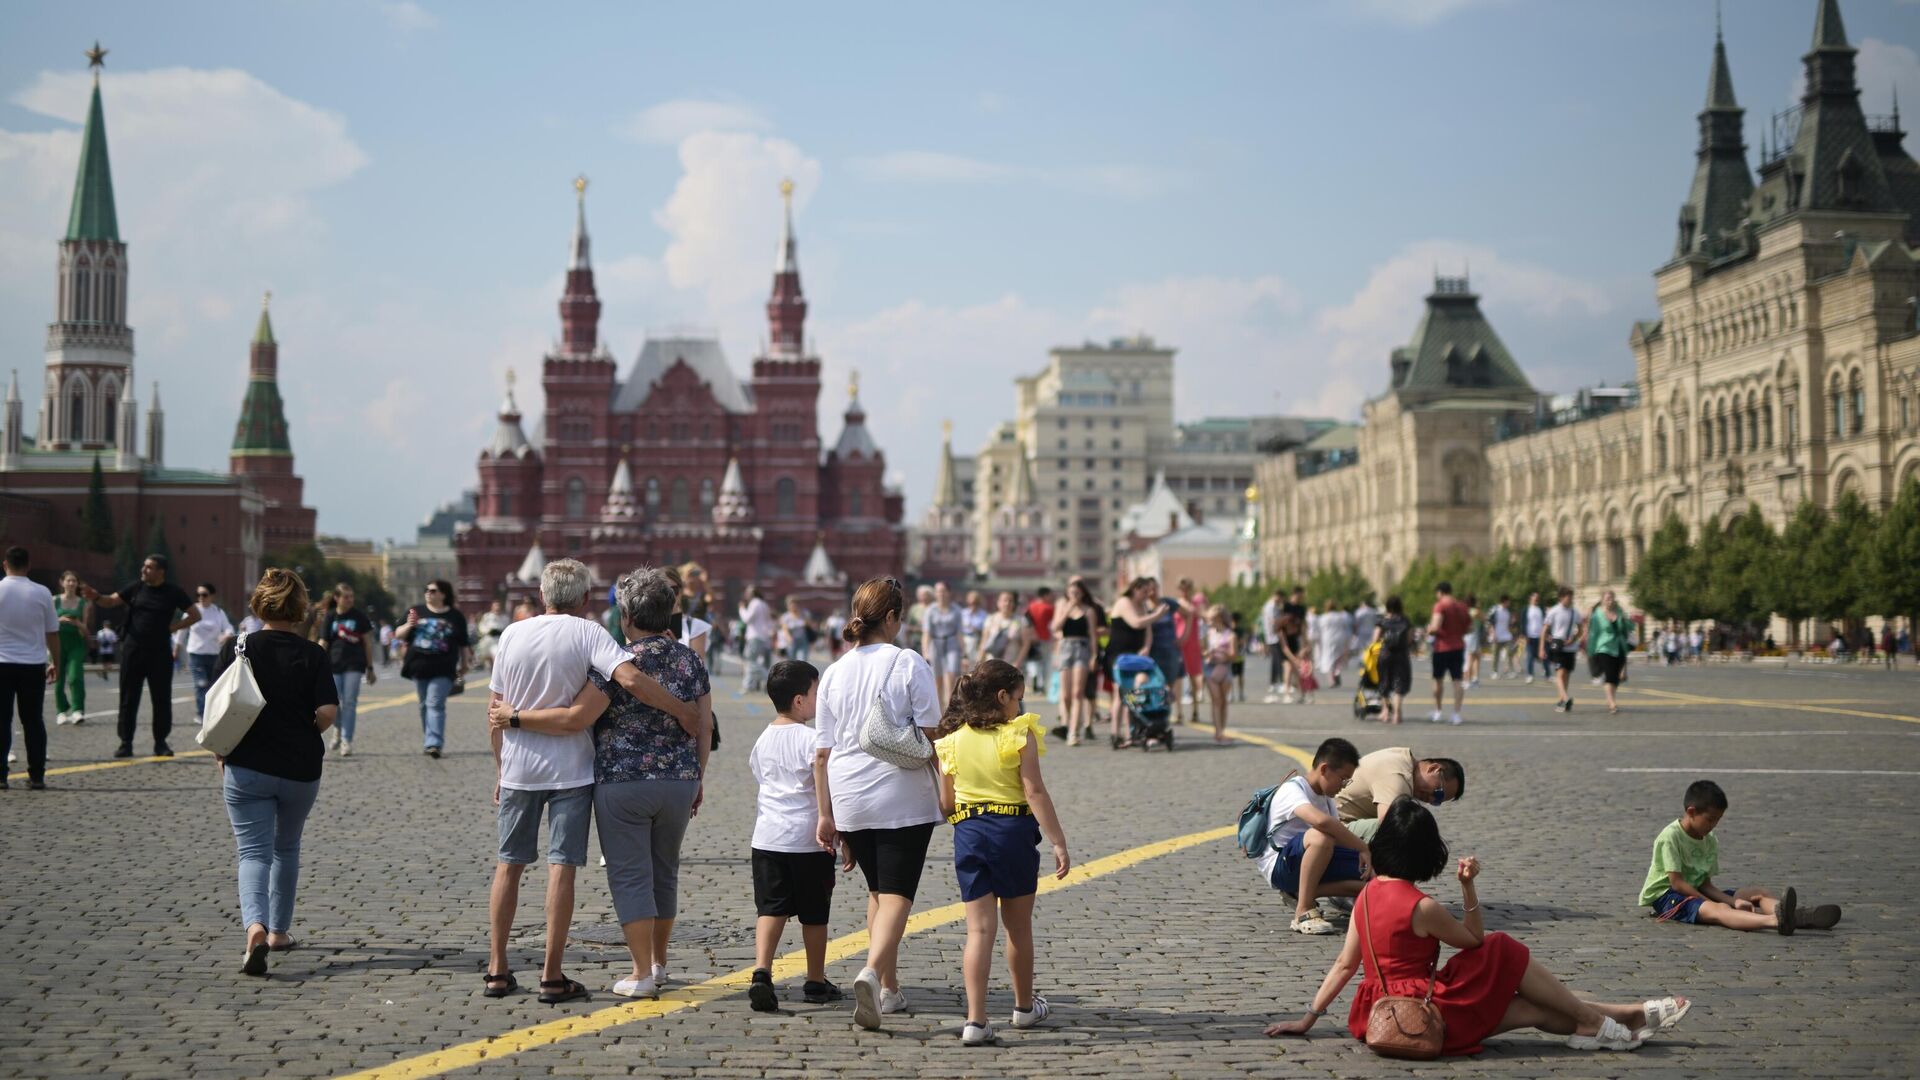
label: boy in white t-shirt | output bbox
[747,660,843,1012]
[1254,737,1372,935]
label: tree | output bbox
[1808,491,1876,625]
[1706,506,1776,635]
[1467,545,1556,608]
[143,517,173,578]
[1392,552,1467,625]
[1305,564,1373,611]
[81,456,115,554]
[1869,475,1920,636]
[267,542,399,624]
[110,527,140,587]
[1630,512,1693,623]
[1770,501,1827,648]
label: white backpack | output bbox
[197,633,267,755]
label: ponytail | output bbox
[844,578,903,644]
[937,658,1024,737]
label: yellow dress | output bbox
[935,712,1047,808]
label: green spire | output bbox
[231,380,293,455]
[254,292,275,345]
[65,59,120,243]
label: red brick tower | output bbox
[748,179,823,574]
[541,175,617,556]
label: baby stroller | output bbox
[1352,640,1384,721]
[1114,653,1174,751]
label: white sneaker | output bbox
[1525,674,1535,684]
[1428,710,1445,723]
[1449,712,1463,726]
[340,738,353,757]
[53,711,67,725]
[852,967,882,1029]
[1262,691,1279,704]
[651,963,671,986]
[961,1021,997,1045]
[880,987,908,1014]
[611,975,658,999]
[326,730,340,751]
[1011,995,1050,1028]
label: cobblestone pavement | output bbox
[3,655,1917,1078]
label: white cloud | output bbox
[378,2,437,32]
[850,150,1177,198]
[620,99,772,145]
[1345,0,1515,27]
[655,131,822,317]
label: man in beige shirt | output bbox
[1335,747,1466,841]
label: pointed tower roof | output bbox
[7,368,20,403]
[65,44,119,243]
[148,380,160,410]
[601,458,638,521]
[232,293,294,456]
[1751,0,1902,222]
[1004,451,1036,508]
[766,178,808,355]
[254,292,276,345]
[713,457,755,525]
[557,175,602,357]
[1391,276,1535,399]
[1811,0,1846,49]
[487,369,532,458]
[1673,17,1753,262]
[931,420,961,507]
[832,370,879,458]
[776,177,799,275]
[1119,471,1194,539]
[512,542,545,584]
[1706,16,1737,109]
[803,536,844,585]
[570,174,591,270]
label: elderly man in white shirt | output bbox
[482,558,702,1006]
[178,582,235,723]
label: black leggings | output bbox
[117,651,173,745]
[841,823,936,900]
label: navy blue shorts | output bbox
[1268,831,1365,896]
[1651,884,1738,924]
[953,813,1040,901]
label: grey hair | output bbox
[540,558,592,612]
[616,566,678,633]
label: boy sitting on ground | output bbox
[1640,779,1841,935]
[747,660,843,1011]
[1256,737,1372,935]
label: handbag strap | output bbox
[1359,884,1439,1005]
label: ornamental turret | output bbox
[1673,13,1753,261]
[767,178,808,355]
[713,457,755,527]
[558,175,602,358]
[229,292,316,549]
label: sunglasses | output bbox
[195,592,211,598]
[425,587,443,595]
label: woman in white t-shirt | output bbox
[813,578,942,1031]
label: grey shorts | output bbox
[498,784,594,866]
[596,778,700,924]
[1056,638,1093,669]
[927,637,964,678]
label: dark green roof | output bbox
[254,304,275,346]
[231,379,292,455]
[1390,280,1534,399]
[1674,34,1753,262]
[64,77,119,243]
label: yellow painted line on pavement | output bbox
[332,820,1242,1080]
[33,693,420,778]
[1219,728,1314,769]
[1631,686,1920,726]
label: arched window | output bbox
[499,491,513,517]
[669,477,691,520]
[1831,375,1847,438]
[68,386,85,441]
[1702,415,1714,458]
[850,489,865,517]
[1717,408,1729,457]
[699,478,715,512]
[74,256,91,322]
[645,477,661,511]
[775,477,797,518]
[101,384,117,440]
[1763,398,1774,446]
[1849,372,1865,434]
[564,476,587,518]
[103,258,117,324]
[1655,419,1668,471]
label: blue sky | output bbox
[3,0,1917,541]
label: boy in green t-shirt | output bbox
[1640,780,1841,934]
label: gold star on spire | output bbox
[942,419,953,440]
[780,177,795,203]
[848,369,860,400]
[85,42,108,70]
[505,366,516,387]
[573,174,588,198]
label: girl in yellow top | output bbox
[934,659,1071,1046]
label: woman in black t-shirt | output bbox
[214,568,338,977]
[393,579,470,758]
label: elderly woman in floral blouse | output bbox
[491,566,710,1000]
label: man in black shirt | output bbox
[84,554,198,757]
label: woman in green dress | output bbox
[1587,589,1634,716]
[54,571,89,724]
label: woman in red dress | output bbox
[1265,798,1690,1054]
[1174,579,1206,726]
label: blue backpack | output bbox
[1235,771,1302,859]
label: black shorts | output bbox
[1594,651,1626,686]
[1430,648,1464,681]
[1548,648,1578,672]
[841,823,935,900]
[751,848,836,925]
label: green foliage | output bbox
[110,527,139,586]
[142,517,172,575]
[1205,580,1283,635]
[1812,491,1877,621]
[266,543,399,623]
[1769,501,1827,642]
[81,456,114,554]
[1630,513,1695,622]
[1459,545,1557,610]
[1870,476,1920,627]
[1304,564,1373,611]
[1708,507,1776,630]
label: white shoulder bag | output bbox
[857,646,935,769]
[197,633,267,755]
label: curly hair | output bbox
[250,567,310,624]
[935,658,1025,738]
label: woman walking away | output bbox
[1049,580,1098,745]
[493,568,711,1000]
[922,582,965,705]
[394,580,469,758]
[217,569,338,977]
[1589,589,1633,715]
[934,660,1070,1045]
[1105,579,1156,749]
[813,578,943,1030]
[53,572,89,725]
[1266,797,1683,1054]
[1370,596,1414,724]
[1202,605,1236,744]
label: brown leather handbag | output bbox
[1358,887,1446,1060]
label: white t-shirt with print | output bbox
[490,613,635,791]
[1255,775,1336,882]
[750,721,825,853]
[814,643,941,832]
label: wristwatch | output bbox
[509,708,521,729]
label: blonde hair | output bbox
[251,567,310,624]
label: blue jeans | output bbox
[332,671,364,741]
[1523,636,1541,677]
[414,675,451,749]
[223,765,321,933]
[189,652,220,718]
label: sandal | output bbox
[1641,996,1690,1031]
[241,941,269,977]
[267,938,299,953]
[538,977,590,1005]
[482,971,518,998]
